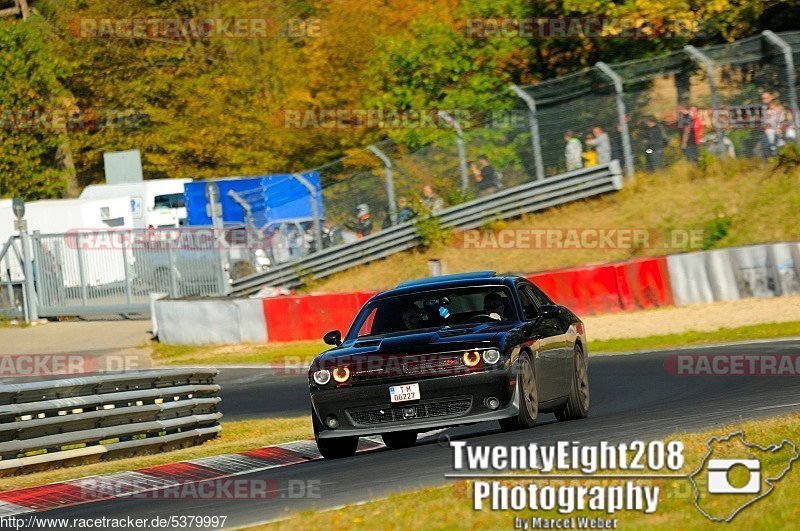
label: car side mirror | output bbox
[538,304,559,320]
[323,330,342,346]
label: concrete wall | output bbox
[154,298,267,345]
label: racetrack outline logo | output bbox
[689,431,798,522]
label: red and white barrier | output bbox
[153,242,800,345]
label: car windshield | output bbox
[348,285,516,339]
[154,193,186,209]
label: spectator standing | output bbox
[564,130,583,171]
[470,154,501,196]
[679,105,702,162]
[396,197,417,222]
[422,184,444,213]
[760,91,787,157]
[642,116,667,172]
[346,203,373,238]
[586,126,611,165]
[582,132,597,167]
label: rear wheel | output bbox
[555,343,589,421]
[499,352,538,431]
[382,430,417,449]
[313,411,358,459]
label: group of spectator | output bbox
[566,89,798,173]
[563,126,613,171]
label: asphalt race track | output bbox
[37,339,800,528]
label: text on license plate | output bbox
[389,383,420,403]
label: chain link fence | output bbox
[301,30,799,248]
[1,31,798,318]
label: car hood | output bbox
[316,322,519,363]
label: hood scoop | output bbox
[353,338,382,348]
[437,328,471,338]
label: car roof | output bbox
[373,271,521,300]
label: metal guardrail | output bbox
[230,161,623,293]
[0,369,221,472]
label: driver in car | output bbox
[402,305,422,330]
[483,292,505,320]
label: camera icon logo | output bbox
[707,458,761,494]
[690,431,799,522]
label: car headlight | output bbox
[463,351,481,367]
[313,369,331,385]
[332,366,351,383]
[482,349,501,365]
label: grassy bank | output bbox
[307,160,800,293]
[0,416,311,492]
[151,340,323,366]
[259,412,800,530]
[590,320,800,354]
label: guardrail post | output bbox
[509,84,545,181]
[595,62,635,180]
[291,173,323,253]
[684,45,723,149]
[438,111,470,194]
[367,144,397,224]
[762,31,799,128]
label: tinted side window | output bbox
[517,286,538,319]
[529,285,552,306]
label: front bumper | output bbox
[310,369,519,438]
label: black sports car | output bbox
[308,271,589,458]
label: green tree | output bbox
[0,16,69,199]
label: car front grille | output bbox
[348,398,471,426]
[351,353,467,382]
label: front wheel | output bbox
[313,411,358,459]
[499,352,538,431]
[554,343,590,421]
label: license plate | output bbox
[389,383,420,403]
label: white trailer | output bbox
[79,178,192,229]
[0,197,134,287]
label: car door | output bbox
[516,283,563,401]
[528,283,572,393]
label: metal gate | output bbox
[0,227,266,319]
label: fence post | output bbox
[205,183,229,295]
[18,229,38,322]
[291,173,323,253]
[367,144,397,224]
[122,230,133,305]
[684,45,723,148]
[438,111,470,194]
[595,62,635,180]
[509,84,545,181]
[762,31,799,125]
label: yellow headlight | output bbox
[332,366,351,383]
[463,351,480,367]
